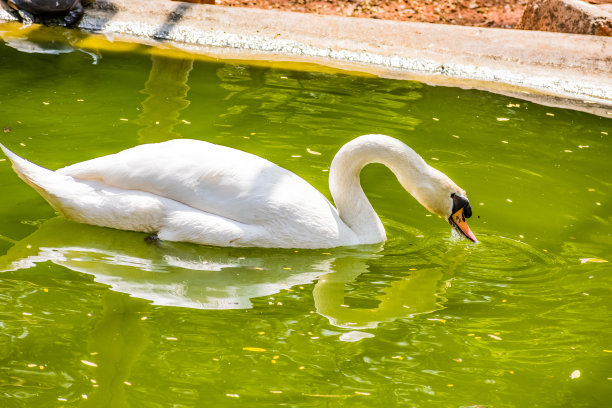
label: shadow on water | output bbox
[81,291,150,408]
[136,53,194,143]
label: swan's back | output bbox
[57,140,353,247]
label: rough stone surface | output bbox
[519,0,612,36]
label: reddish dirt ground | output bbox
[220,0,526,28]
[174,0,612,29]
[176,0,528,28]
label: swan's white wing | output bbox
[57,140,354,247]
[57,140,320,223]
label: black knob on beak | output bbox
[451,193,472,218]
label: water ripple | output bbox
[456,235,566,285]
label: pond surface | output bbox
[0,24,611,407]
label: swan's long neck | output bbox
[329,134,450,244]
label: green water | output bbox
[0,25,611,407]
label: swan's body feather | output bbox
[1,135,472,248]
[3,140,355,248]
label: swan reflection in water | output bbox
[0,217,452,329]
[0,218,456,406]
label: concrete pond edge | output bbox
[1,0,611,116]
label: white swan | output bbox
[0,134,476,248]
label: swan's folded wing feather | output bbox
[57,140,337,230]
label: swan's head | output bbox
[407,170,477,243]
[448,192,477,243]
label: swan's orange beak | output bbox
[449,206,477,243]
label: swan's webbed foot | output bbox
[144,234,162,245]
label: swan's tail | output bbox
[2,143,51,182]
[0,143,89,215]
[1,144,167,234]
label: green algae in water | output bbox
[0,27,611,408]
